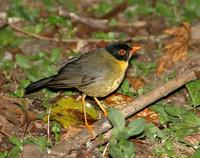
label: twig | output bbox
[47,105,51,142]
[58,6,108,30]
[58,7,147,33]
[9,22,167,44]
[102,142,109,157]
[43,70,200,158]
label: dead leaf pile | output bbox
[157,22,191,75]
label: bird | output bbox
[25,42,141,130]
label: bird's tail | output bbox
[24,76,54,95]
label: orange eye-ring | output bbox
[118,49,126,55]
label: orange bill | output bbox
[131,46,141,55]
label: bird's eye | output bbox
[118,49,126,55]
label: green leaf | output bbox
[48,15,61,25]
[151,104,169,124]
[50,48,61,62]
[35,136,48,150]
[108,108,125,131]
[8,146,22,158]
[27,136,50,150]
[109,145,124,158]
[165,106,186,118]
[43,97,98,128]
[156,1,173,17]
[9,136,22,146]
[192,148,200,158]
[186,80,200,107]
[118,139,135,158]
[165,139,173,150]
[115,131,130,140]
[125,118,146,136]
[175,128,194,139]
[0,151,7,158]
[120,79,130,93]
[109,139,135,158]
[182,111,200,127]
[16,54,30,69]
[51,122,61,142]
[145,123,167,140]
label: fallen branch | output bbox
[9,22,167,44]
[44,70,200,158]
[58,7,108,30]
[58,7,147,33]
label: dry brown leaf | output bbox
[183,133,200,146]
[157,22,191,75]
[129,108,159,125]
[104,93,134,109]
[128,76,145,90]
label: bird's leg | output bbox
[81,94,93,131]
[93,97,108,117]
[75,95,82,101]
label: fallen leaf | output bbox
[43,97,98,128]
[128,76,145,90]
[130,108,159,125]
[157,22,191,75]
[184,133,200,146]
[104,93,133,109]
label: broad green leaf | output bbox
[186,80,200,107]
[51,122,61,142]
[115,131,129,140]
[175,128,194,139]
[165,106,186,118]
[25,136,51,150]
[48,15,61,25]
[9,136,22,146]
[120,79,130,93]
[145,123,168,140]
[192,148,200,158]
[43,97,98,128]
[50,48,61,62]
[7,146,22,158]
[35,136,48,150]
[118,139,135,158]
[108,108,125,131]
[125,118,146,136]
[35,24,44,34]
[16,54,30,69]
[109,145,124,158]
[151,104,169,124]
[156,1,173,17]
[182,111,200,127]
[0,151,7,158]
[165,139,173,150]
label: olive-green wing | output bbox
[46,49,112,89]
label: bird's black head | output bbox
[105,42,132,61]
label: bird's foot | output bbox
[85,124,95,137]
[103,110,108,117]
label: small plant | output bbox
[6,136,51,158]
[108,108,146,158]
[186,80,200,107]
[51,122,61,142]
[145,102,200,157]
[118,79,136,97]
